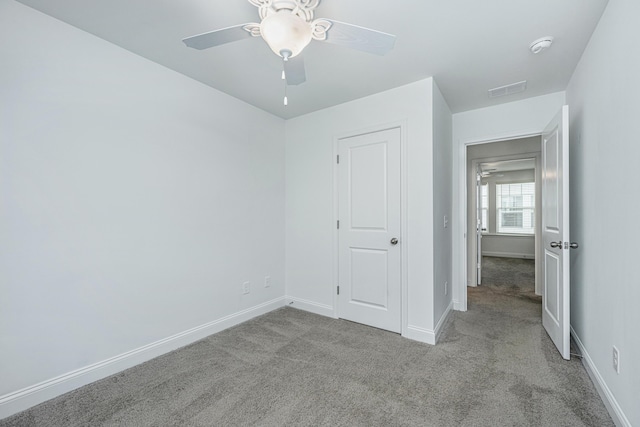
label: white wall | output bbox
[285,78,442,341]
[453,92,567,144]
[565,0,640,424]
[0,0,285,416]
[481,235,534,259]
[432,83,453,328]
[452,92,565,309]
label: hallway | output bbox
[462,275,610,425]
[480,256,539,300]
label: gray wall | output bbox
[566,0,640,424]
[432,82,453,328]
[0,0,285,405]
[481,235,534,259]
[285,79,443,342]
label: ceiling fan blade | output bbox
[284,55,306,86]
[182,24,254,50]
[323,20,396,56]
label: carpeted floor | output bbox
[481,256,539,301]
[1,283,612,426]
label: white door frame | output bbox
[332,120,409,336]
[475,165,482,285]
[456,132,543,311]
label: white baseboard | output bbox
[434,300,454,343]
[404,300,454,345]
[0,297,286,421]
[570,326,630,427]
[288,296,455,346]
[404,325,435,345]
[285,296,335,318]
[482,251,535,259]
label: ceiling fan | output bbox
[182,0,396,87]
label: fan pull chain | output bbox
[282,60,288,106]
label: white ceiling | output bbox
[481,159,535,174]
[15,0,608,119]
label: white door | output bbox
[541,105,571,360]
[476,169,483,285]
[338,127,401,333]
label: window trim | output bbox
[495,181,535,235]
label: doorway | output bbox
[466,137,543,297]
[457,106,572,359]
[475,158,539,296]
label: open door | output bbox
[541,105,571,360]
[476,167,483,285]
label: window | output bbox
[496,182,535,234]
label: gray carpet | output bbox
[1,288,612,426]
[481,256,539,301]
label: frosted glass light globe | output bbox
[260,11,312,58]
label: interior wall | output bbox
[0,0,285,405]
[452,92,566,309]
[481,235,535,259]
[432,82,453,327]
[565,0,639,424]
[285,78,441,340]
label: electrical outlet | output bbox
[613,346,620,374]
[444,281,448,296]
[443,215,448,228]
[264,275,271,288]
[242,281,251,295]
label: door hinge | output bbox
[337,220,340,229]
[337,155,339,164]
[337,285,340,295]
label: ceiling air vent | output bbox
[488,80,527,98]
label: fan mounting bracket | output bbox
[249,0,321,22]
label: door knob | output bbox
[390,238,398,245]
[550,241,562,248]
[569,242,579,249]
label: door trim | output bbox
[332,120,408,336]
[456,132,542,312]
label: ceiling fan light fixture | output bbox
[260,10,312,58]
